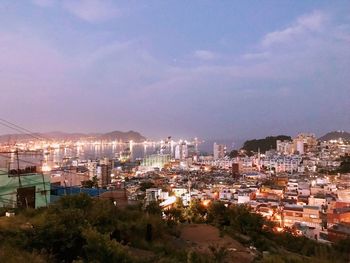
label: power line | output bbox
[0,153,42,166]
[0,153,89,180]
[0,118,51,142]
[0,121,43,142]
[0,119,89,209]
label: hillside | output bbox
[100,130,146,142]
[319,131,350,142]
[0,195,348,262]
[242,135,291,153]
[0,130,146,143]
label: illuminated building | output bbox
[145,188,168,205]
[282,205,321,229]
[213,143,226,160]
[276,140,293,155]
[140,154,170,170]
[328,223,350,242]
[293,133,318,154]
[175,143,188,160]
[327,202,350,227]
[100,164,112,187]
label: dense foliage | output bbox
[0,194,190,263]
[0,195,349,262]
[338,154,350,173]
[324,154,350,174]
[242,135,291,153]
[318,131,350,142]
[201,201,350,263]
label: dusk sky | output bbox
[0,0,349,141]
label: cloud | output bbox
[31,0,121,23]
[82,40,134,65]
[32,0,55,7]
[262,11,328,47]
[193,50,217,60]
[62,0,120,22]
[1,8,349,137]
[143,10,350,98]
[242,52,269,60]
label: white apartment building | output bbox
[213,143,226,160]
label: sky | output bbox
[0,0,349,141]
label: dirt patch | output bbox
[180,224,255,263]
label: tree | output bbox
[186,250,204,263]
[227,204,265,235]
[227,150,239,158]
[164,207,184,223]
[28,207,87,262]
[333,238,350,261]
[186,200,207,223]
[338,154,350,173]
[209,245,228,263]
[82,228,132,263]
[139,181,155,191]
[145,201,162,216]
[0,245,47,263]
[242,135,291,153]
[207,201,228,226]
[81,176,99,188]
[56,193,93,211]
[145,223,153,242]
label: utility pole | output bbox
[40,159,48,207]
[187,172,191,204]
[15,148,22,187]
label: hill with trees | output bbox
[241,135,292,153]
[319,131,350,142]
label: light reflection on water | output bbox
[51,143,160,163]
[1,139,237,168]
[1,144,160,168]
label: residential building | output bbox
[0,168,50,208]
[213,143,226,160]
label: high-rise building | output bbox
[175,143,188,160]
[100,164,112,187]
[140,154,170,170]
[296,140,304,155]
[293,133,317,154]
[97,158,112,187]
[213,143,226,160]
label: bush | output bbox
[82,228,133,263]
[0,245,48,263]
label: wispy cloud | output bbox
[32,0,121,22]
[62,0,120,22]
[193,50,218,60]
[242,52,269,60]
[1,7,349,137]
[144,10,350,97]
[262,11,328,47]
[32,0,55,7]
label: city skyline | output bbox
[0,1,349,139]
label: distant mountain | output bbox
[100,131,146,142]
[318,131,350,142]
[0,130,146,143]
[242,135,291,153]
